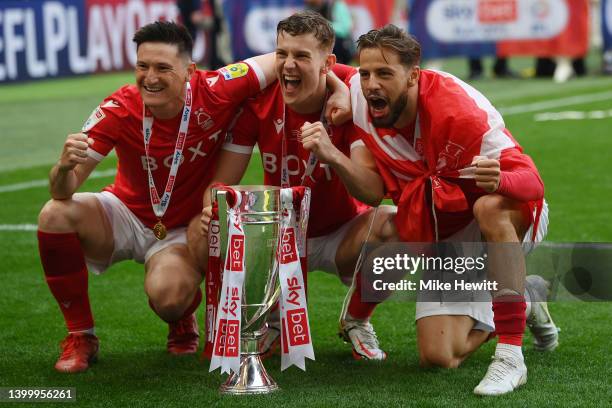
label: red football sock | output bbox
[347,272,378,320]
[492,295,526,346]
[38,231,93,332]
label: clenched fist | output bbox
[300,121,340,165]
[59,133,93,171]
[471,155,501,193]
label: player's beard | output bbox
[371,93,408,128]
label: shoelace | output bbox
[484,355,518,383]
[60,335,84,358]
[347,321,380,349]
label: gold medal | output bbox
[153,221,167,240]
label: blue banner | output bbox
[604,0,612,51]
[223,0,304,61]
[0,0,86,83]
[409,0,496,59]
[0,0,179,83]
[409,0,583,60]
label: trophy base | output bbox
[219,354,279,395]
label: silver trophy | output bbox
[213,185,282,395]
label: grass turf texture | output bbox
[1,56,612,406]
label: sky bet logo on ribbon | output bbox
[226,235,244,272]
[214,318,239,358]
[280,228,298,264]
[287,308,310,347]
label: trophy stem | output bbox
[219,354,279,395]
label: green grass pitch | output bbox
[1,57,611,407]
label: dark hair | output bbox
[357,24,421,67]
[277,11,335,51]
[133,21,193,58]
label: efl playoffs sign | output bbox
[410,0,589,59]
[0,0,209,83]
[222,0,397,61]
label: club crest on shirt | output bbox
[195,108,214,130]
[218,63,249,80]
[82,106,106,132]
[437,141,466,169]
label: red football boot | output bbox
[167,313,199,355]
[54,332,99,373]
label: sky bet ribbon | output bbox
[209,189,245,375]
[279,187,314,371]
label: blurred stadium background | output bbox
[1,0,611,406]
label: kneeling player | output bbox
[198,11,396,360]
[336,25,558,395]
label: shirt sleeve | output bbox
[331,63,358,82]
[208,59,268,108]
[222,102,258,155]
[83,98,127,161]
[496,149,544,202]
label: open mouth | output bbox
[367,95,389,118]
[282,74,301,93]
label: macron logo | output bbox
[274,119,284,134]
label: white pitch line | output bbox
[499,90,612,116]
[534,110,612,122]
[0,224,38,231]
[0,169,116,194]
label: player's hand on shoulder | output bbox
[326,87,351,126]
[471,155,501,193]
[58,133,93,171]
[200,205,213,235]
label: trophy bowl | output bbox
[213,185,282,395]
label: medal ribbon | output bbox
[142,82,193,225]
[278,187,314,371]
[280,93,330,189]
[210,188,245,375]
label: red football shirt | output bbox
[85,61,267,229]
[349,69,544,241]
[223,79,368,238]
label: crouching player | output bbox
[340,25,558,395]
[198,11,396,360]
[37,21,281,372]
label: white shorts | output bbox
[307,210,372,286]
[86,191,187,274]
[415,200,550,332]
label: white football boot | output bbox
[525,275,560,351]
[339,315,387,361]
[474,343,527,396]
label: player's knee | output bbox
[371,205,398,242]
[146,278,194,321]
[418,343,460,369]
[473,195,514,240]
[38,199,73,231]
